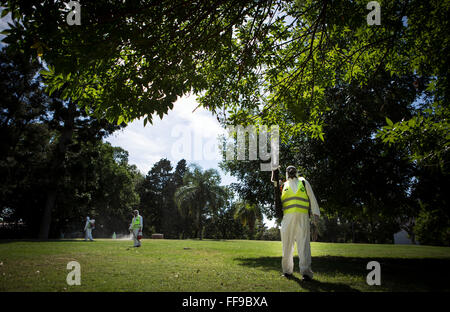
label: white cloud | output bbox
[105,94,236,186]
[171,95,226,138]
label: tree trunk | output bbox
[406,226,416,244]
[183,218,190,238]
[351,221,355,243]
[407,219,416,244]
[38,101,76,239]
[194,208,200,239]
[198,212,202,240]
[368,208,374,244]
[272,169,283,222]
[249,219,255,240]
[410,232,416,244]
[39,188,57,239]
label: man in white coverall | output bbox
[129,210,143,247]
[277,165,320,281]
[84,216,94,241]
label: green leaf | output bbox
[1,9,9,18]
[386,117,393,126]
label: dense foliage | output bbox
[1,1,448,244]
[0,48,140,238]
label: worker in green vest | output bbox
[84,216,95,241]
[129,210,143,247]
[277,165,320,280]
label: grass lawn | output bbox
[0,239,449,292]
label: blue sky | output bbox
[104,94,238,186]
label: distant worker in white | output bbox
[84,216,95,241]
[277,166,320,280]
[129,210,143,247]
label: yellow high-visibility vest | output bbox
[132,216,141,229]
[281,180,310,214]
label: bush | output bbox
[414,205,450,246]
[261,227,281,241]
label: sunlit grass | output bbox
[0,239,449,292]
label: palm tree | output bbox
[233,201,262,239]
[174,164,227,239]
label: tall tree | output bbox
[1,0,263,123]
[137,158,173,235]
[0,48,123,238]
[51,142,142,238]
[221,70,418,243]
[203,186,246,240]
[2,1,447,153]
[233,201,262,240]
[171,159,190,237]
[174,164,227,239]
[0,48,52,236]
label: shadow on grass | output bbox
[285,273,360,292]
[235,256,450,292]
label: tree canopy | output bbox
[1,0,260,123]
[1,1,447,163]
[174,164,227,238]
[0,48,139,238]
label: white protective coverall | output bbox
[84,217,94,241]
[279,174,320,278]
[129,214,143,247]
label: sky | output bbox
[0,8,10,44]
[104,94,236,184]
[104,95,277,228]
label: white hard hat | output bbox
[286,165,298,180]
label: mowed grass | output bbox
[1,239,449,292]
